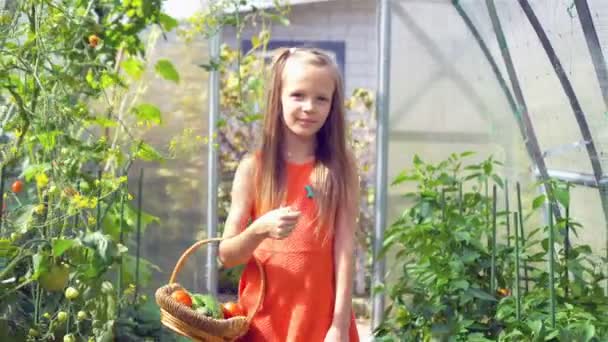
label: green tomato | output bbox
[57,311,68,322]
[28,328,39,337]
[101,281,114,294]
[65,286,79,300]
[77,311,87,321]
[64,334,75,342]
[39,263,70,292]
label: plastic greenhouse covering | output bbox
[385,0,608,264]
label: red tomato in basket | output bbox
[222,301,246,318]
[171,290,192,307]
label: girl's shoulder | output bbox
[236,153,258,178]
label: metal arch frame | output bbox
[481,0,563,220]
[206,28,222,296]
[575,0,608,109]
[518,0,608,296]
[573,0,608,293]
[371,0,608,329]
[371,0,390,331]
[518,0,603,182]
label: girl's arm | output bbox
[330,164,360,333]
[218,155,301,268]
[218,156,267,268]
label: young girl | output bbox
[218,47,360,342]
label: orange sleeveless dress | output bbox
[237,159,360,342]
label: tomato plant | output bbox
[0,0,183,340]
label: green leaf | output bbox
[267,13,290,26]
[155,59,179,83]
[527,320,544,337]
[465,287,497,302]
[32,253,50,280]
[492,174,504,188]
[134,142,164,162]
[81,232,117,263]
[133,103,162,125]
[23,163,51,182]
[545,330,559,340]
[121,58,145,80]
[37,131,62,152]
[452,279,469,290]
[120,255,161,288]
[533,194,546,210]
[0,239,18,258]
[52,239,78,257]
[86,116,117,128]
[102,201,159,240]
[86,69,97,88]
[583,323,596,341]
[391,170,416,185]
[100,72,116,89]
[252,35,261,49]
[483,161,492,175]
[460,151,475,157]
[554,187,569,208]
[159,13,178,32]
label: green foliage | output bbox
[375,153,608,341]
[0,0,180,340]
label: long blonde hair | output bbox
[255,47,355,234]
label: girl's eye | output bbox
[317,97,329,102]
[291,93,303,98]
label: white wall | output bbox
[222,0,378,97]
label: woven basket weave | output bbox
[155,238,265,341]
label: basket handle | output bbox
[167,237,266,323]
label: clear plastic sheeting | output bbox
[386,0,608,256]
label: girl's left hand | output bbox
[324,325,348,342]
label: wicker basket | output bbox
[155,238,265,341]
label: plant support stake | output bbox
[134,167,143,304]
[505,180,510,247]
[549,205,556,328]
[514,212,521,321]
[564,184,571,299]
[0,166,4,233]
[491,184,497,293]
[516,182,528,292]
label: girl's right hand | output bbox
[256,207,301,239]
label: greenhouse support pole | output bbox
[575,0,608,109]
[486,0,562,220]
[206,28,222,296]
[453,2,523,139]
[519,0,602,181]
[371,0,391,331]
[574,0,608,293]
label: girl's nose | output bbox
[302,99,314,112]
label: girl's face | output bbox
[280,59,335,139]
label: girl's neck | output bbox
[283,130,316,164]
